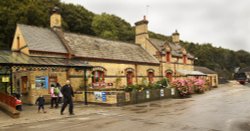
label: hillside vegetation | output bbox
[0,0,249,79]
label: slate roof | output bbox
[18,24,68,54]
[64,33,159,64]
[148,38,194,59]
[194,66,217,74]
[0,51,91,68]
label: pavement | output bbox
[0,102,109,127]
[2,82,250,131]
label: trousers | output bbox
[61,97,73,114]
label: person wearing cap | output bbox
[60,80,74,115]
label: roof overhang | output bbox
[176,69,207,76]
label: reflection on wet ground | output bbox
[4,83,250,131]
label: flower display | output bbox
[171,78,206,97]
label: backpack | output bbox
[54,87,60,96]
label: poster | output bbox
[94,92,102,102]
[125,92,130,102]
[35,76,48,89]
[171,88,175,95]
[102,92,106,102]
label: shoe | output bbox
[70,113,75,115]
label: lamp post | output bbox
[83,68,88,105]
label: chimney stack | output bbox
[134,16,149,49]
[50,6,62,29]
[172,30,180,44]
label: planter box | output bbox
[78,88,174,106]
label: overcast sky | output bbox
[61,0,250,52]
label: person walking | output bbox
[36,95,46,113]
[56,82,63,107]
[60,80,74,115]
[50,84,58,109]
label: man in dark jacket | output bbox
[60,80,74,115]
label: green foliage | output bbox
[149,31,172,41]
[115,77,122,88]
[1,1,250,80]
[124,78,168,92]
[91,13,134,42]
[156,78,168,87]
[61,3,95,35]
[180,41,250,79]
[0,0,59,49]
[140,77,148,86]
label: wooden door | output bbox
[126,72,133,85]
[21,76,28,93]
[148,72,154,84]
[49,77,57,93]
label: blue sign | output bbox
[102,92,106,102]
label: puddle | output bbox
[135,105,147,108]
[149,103,161,107]
[135,110,148,113]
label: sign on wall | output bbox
[171,88,175,95]
[125,92,130,102]
[160,89,164,97]
[102,92,106,102]
[146,90,150,99]
[94,92,102,102]
[2,76,10,82]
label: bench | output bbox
[0,92,21,118]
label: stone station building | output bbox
[0,7,217,104]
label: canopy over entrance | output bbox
[176,69,207,76]
[0,50,92,94]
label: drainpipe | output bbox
[135,64,138,84]
[83,68,88,105]
[10,66,13,94]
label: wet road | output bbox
[2,82,250,131]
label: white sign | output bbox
[2,77,9,82]
[146,90,150,99]
[160,89,164,97]
[94,92,102,102]
[171,88,175,95]
[125,92,130,102]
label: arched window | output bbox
[147,69,155,84]
[125,68,134,85]
[165,69,173,81]
[91,67,106,85]
[92,70,105,83]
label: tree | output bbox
[91,13,134,42]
